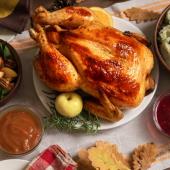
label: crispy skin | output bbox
[31,6,154,122]
[34,46,81,92]
[84,99,123,122]
[59,25,154,108]
[30,25,81,92]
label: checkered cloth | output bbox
[25,145,77,170]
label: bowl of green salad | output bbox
[0,39,22,106]
[154,5,170,71]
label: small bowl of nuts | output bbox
[0,39,22,106]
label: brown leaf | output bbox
[131,143,159,170]
[76,149,95,170]
[123,7,160,23]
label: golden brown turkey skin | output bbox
[32,6,94,29]
[30,25,81,92]
[57,26,154,108]
[30,6,154,122]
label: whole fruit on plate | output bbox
[55,92,83,118]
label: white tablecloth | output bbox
[0,0,170,169]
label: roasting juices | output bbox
[154,95,170,136]
[0,106,43,155]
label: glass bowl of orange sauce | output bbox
[0,105,44,155]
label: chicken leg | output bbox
[30,25,81,91]
[32,6,95,29]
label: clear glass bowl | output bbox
[153,92,170,137]
[0,105,44,156]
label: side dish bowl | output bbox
[153,92,170,137]
[0,39,22,106]
[0,105,44,156]
[154,4,170,72]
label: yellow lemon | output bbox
[0,0,20,18]
[90,7,114,27]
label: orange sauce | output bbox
[0,109,42,154]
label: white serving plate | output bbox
[33,16,159,130]
[0,159,29,170]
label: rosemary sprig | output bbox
[50,0,76,11]
[43,91,100,133]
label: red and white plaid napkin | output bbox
[25,145,77,170]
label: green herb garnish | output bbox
[0,43,13,60]
[50,0,75,11]
[3,46,11,59]
[0,87,9,100]
[43,91,100,133]
[0,44,3,53]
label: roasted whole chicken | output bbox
[30,6,154,122]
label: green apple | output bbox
[55,92,83,118]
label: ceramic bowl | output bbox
[154,4,170,71]
[0,39,22,106]
[0,105,44,156]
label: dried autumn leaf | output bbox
[123,7,160,23]
[154,143,170,165]
[77,149,95,170]
[78,149,91,165]
[88,141,130,170]
[131,143,159,170]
